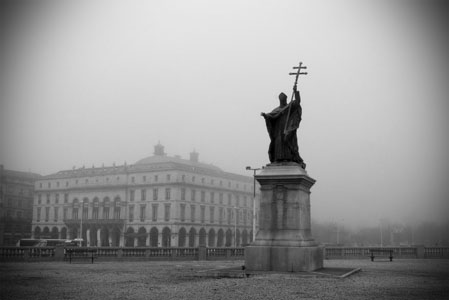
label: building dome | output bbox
[134,144,223,173]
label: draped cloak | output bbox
[264,90,305,167]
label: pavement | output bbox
[0,259,448,300]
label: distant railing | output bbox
[1,246,448,262]
[324,246,449,259]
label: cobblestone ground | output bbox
[0,259,448,300]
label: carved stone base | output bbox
[245,245,323,272]
[245,163,323,272]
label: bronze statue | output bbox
[261,63,307,169]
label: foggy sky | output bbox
[1,0,448,227]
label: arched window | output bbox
[162,227,171,247]
[217,229,224,247]
[92,197,99,220]
[114,197,121,219]
[137,227,147,247]
[149,227,158,247]
[103,197,110,219]
[82,198,89,220]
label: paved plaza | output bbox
[1,259,448,300]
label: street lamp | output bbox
[246,166,263,242]
[234,206,237,247]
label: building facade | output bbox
[0,165,41,245]
[31,144,260,247]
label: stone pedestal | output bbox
[245,163,323,272]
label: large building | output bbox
[31,144,259,247]
[0,165,41,245]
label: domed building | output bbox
[31,143,259,247]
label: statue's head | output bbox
[279,92,287,107]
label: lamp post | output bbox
[246,166,263,242]
[234,206,237,247]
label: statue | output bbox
[260,63,308,169]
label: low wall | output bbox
[1,246,448,262]
[324,246,449,259]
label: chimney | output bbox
[190,150,199,163]
[154,142,166,156]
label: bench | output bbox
[369,248,393,261]
[66,248,98,264]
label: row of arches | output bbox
[33,225,253,247]
[124,226,252,248]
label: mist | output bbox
[1,0,448,229]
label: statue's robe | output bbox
[264,91,305,167]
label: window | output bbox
[131,176,135,183]
[37,207,41,222]
[64,193,68,203]
[210,192,215,204]
[93,200,99,220]
[66,181,68,187]
[201,178,205,184]
[141,189,146,201]
[219,207,224,224]
[164,204,171,221]
[236,195,240,207]
[181,175,185,182]
[181,188,186,201]
[54,207,58,221]
[48,182,51,188]
[200,205,205,223]
[210,206,215,223]
[55,194,59,204]
[191,189,196,201]
[129,205,134,222]
[45,207,50,222]
[140,205,146,221]
[63,208,68,220]
[228,194,232,206]
[56,181,60,188]
[143,175,146,182]
[39,183,42,188]
[85,179,88,184]
[154,175,158,182]
[166,174,171,181]
[219,193,223,204]
[153,188,158,201]
[227,208,232,224]
[46,194,50,204]
[114,199,121,219]
[38,194,42,204]
[165,188,171,200]
[152,204,158,221]
[192,176,195,183]
[201,191,205,202]
[190,205,196,222]
[83,201,88,220]
[180,204,186,222]
[130,190,135,201]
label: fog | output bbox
[1,0,448,228]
